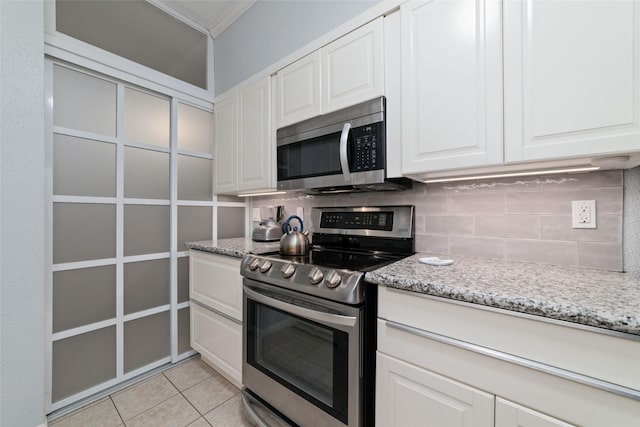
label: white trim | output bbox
[123,252,171,264]
[44,58,55,413]
[177,301,190,310]
[52,258,117,272]
[176,200,215,207]
[177,148,214,159]
[217,201,246,208]
[45,33,213,106]
[115,84,125,379]
[177,250,190,258]
[53,126,118,145]
[177,349,198,362]
[123,140,171,154]
[123,198,171,206]
[145,0,210,35]
[51,319,118,342]
[209,0,258,38]
[52,196,117,204]
[170,98,179,362]
[122,305,171,323]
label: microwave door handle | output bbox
[339,123,352,181]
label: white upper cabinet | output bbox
[276,17,385,128]
[213,93,237,194]
[237,77,272,192]
[401,0,503,175]
[276,51,321,128]
[214,75,274,194]
[504,0,640,163]
[322,17,384,114]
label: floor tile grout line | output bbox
[112,376,181,424]
[109,395,126,426]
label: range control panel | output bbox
[320,211,394,231]
[351,122,384,172]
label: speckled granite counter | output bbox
[366,254,640,336]
[186,238,280,258]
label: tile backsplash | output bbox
[253,170,626,271]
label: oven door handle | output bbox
[244,285,357,328]
[339,122,352,181]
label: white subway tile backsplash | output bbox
[252,170,625,271]
[505,239,579,266]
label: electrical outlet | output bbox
[252,208,261,222]
[297,207,304,219]
[572,200,596,229]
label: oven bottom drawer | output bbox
[191,302,242,387]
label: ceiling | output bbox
[159,0,257,38]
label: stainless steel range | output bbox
[240,205,414,427]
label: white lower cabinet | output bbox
[376,352,494,427]
[189,250,243,387]
[376,287,640,427]
[495,398,574,427]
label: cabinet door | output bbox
[189,250,242,321]
[191,303,242,388]
[504,0,640,163]
[401,0,503,175]
[322,17,385,114]
[237,76,273,192]
[213,94,237,194]
[496,398,576,427]
[376,352,494,427]
[276,51,321,128]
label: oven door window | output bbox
[246,299,349,424]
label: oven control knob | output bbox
[259,260,272,273]
[325,270,342,289]
[248,257,260,271]
[281,263,296,278]
[308,267,324,285]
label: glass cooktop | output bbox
[260,248,403,272]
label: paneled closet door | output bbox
[504,0,640,163]
[49,63,211,411]
[400,0,503,175]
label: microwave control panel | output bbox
[352,122,383,171]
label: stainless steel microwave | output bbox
[276,97,411,193]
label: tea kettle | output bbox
[279,215,310,256]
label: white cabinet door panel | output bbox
[504,0,640,162]
[189,251,242,321]
[376,352,494,427]
[238,76,272,191]
[322,17,384,113]
[496,398,576,427]
[401,0,503,174]
[277,51,321,128]
[191,303,242,387]
[213,94,237,193]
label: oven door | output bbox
[243,279,363,427]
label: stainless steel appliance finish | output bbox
[241,205,415,427]
[279,215,310,256]
[276,97,412,194]
[252,206,284,242]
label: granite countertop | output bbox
[186,237,280,258]
[366,253,640,336]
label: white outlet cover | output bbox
[572,200,597,229]
[297,207,304,218]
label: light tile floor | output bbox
[49,357,255,427]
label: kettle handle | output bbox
[283,215,303,233]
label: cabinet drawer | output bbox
[378,286,640,391]
[191,303,242,388]
[190,250,242,321]
[378,318,640,427]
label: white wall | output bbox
[0,1,46,425]
[213,0,381,95]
